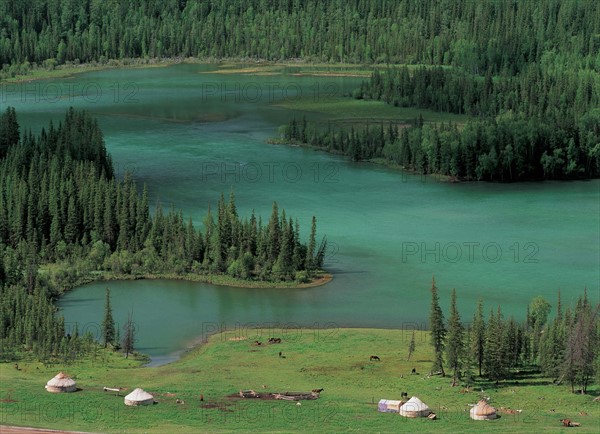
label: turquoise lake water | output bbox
[4,64,597,364]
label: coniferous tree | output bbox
[114,326,121,351]
[267,202,281,263]
[429,276,446,376]
[471,298,485,376]
[528,296,552,363]
[562,291,599,394]
[446,288,464,386]
[407,330,416,361]
[484,306,509,381]
[122,310,135,359]
[306,216,317,273]
[0,107,19,158]
[101,288,115,348]
[462,326,476,387]
[540,290,567,381]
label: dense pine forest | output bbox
[0,107,325,361]
[283,52,599,180]
[1,0,599,75]
[282,110,599,181]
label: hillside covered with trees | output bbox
[281,25,599,181]
[1,0,598,76]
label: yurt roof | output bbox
[399,396,429,411]
[473,399,496,416]
[124,388,154,401]
[46,372,76,387]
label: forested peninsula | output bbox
[0,107,327,360]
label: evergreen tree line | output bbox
[282,113,599,181]
[0,107,325,361]
[428,279,599,394]
[349,61,600,181]
[2,0,599,78]
[358,62,598,122]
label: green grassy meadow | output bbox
[1,329,598,433]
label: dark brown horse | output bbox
[370,355,381,361]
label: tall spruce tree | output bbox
[429,276,446,376]
[0,107,19,158]
[122,310,135,359]
[562,291,598,394]
[101,288,115,348]
[540,291,566,381]
[484,306,508,381]
[407,330,416,361]
[446,288,464,386]
[471,298,485,376]
[528,296,552,363]
[306,216,317,273]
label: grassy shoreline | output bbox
[1,328,598,433]
[1,57,365,83]
[72,269,333,290]
[1,56,448,83]
[1,58,177,83]
[40,261,333,299]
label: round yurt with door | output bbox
[399,396,431,417]
[124,388,154,406]
[470,399,497,420]
[45,372,77,393]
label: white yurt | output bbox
[124,388,154,406]
[378,399,403,413]
[45,372,77,393]
[399,396,431,417]
[470,399,497,420]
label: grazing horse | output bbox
[268,337,282,343]
[312,388,324,393]
[370,355,381,361]
[560,419,580,427]
[254,340,262,346]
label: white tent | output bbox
[470,399,497,420]
[45,372,77,393]
[399,396,431,417]
[124,388,154,406]
[378,399,403,413]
